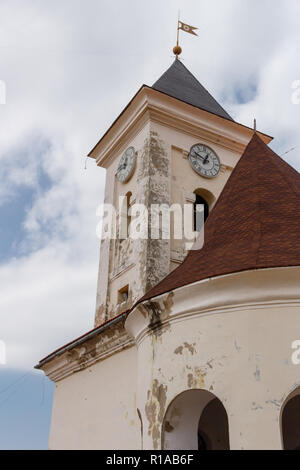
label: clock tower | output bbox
[88,59,272,326]
[37,54,300,452]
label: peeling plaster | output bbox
[96,130,172,326]
[145,379,168,450]
[145,294,173,338]
[187,367,207,389]
[137,131,171,294]
[174,342,197,356]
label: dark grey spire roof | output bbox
[152,59,234,121]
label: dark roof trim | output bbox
[35,311,128,369]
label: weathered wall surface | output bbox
[49,346,140,450]
[95,125,172,326]
[136,129,171,293]
[95,123,151,325]
[126,267,300,450]
[151,120,241,268]
[95,115,246,326]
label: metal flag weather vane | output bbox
[173,12,198,59]
[178,21,198,36]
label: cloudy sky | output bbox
[0,0,299,449]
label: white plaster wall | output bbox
[126,267,300,450]
[49,346,140,450]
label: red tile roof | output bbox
[138,133,300,303]
[38,134,300,368]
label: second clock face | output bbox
[116,147,136,183]
[189,144,221,178]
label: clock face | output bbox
[189,144,221,179]
[116,147,136,183]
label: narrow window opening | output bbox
[126,192,132,238]
[194,194,209,232]
[118,285,129,304]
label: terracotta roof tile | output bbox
[138,133,300,303]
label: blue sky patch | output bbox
[0,165,53,263]
[0,369,53,450]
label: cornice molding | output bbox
[147,103,245,154]
[92,87,272,168]
[40,319,134,382]
[125,266,300,346]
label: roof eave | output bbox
[35,311,128,370]
[87,85,273,166]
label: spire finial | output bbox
[173,45,182,59]
[173,10,182,59]
[254,118,257,133]
[173,12,198,59]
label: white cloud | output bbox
[0,0,299,370]
[0,244,98,369]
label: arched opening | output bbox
[162,389,230,450]
[193,194,209,232]
[126,191,132,238]
[197,397,230,450]
[119,192,132,240]
[281,388,300,450]
[193,189,215,232]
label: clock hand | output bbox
[194,151,205,161]
[118,156,128,172]
[203,154,210,165]
[118,164,125,172]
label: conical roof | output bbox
[152,59,234,121]
[140,133,300,303]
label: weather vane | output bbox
[173,11,198,59]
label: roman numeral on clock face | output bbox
[188,143,221,179]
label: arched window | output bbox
[120,192,132,240]
[194,194,209,232]
[193,189,215,232]
[281,388,300,450]
[126,192,132,238]
[197,397,230,450]
[162,389,230,450]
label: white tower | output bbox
[88,59,271,326]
